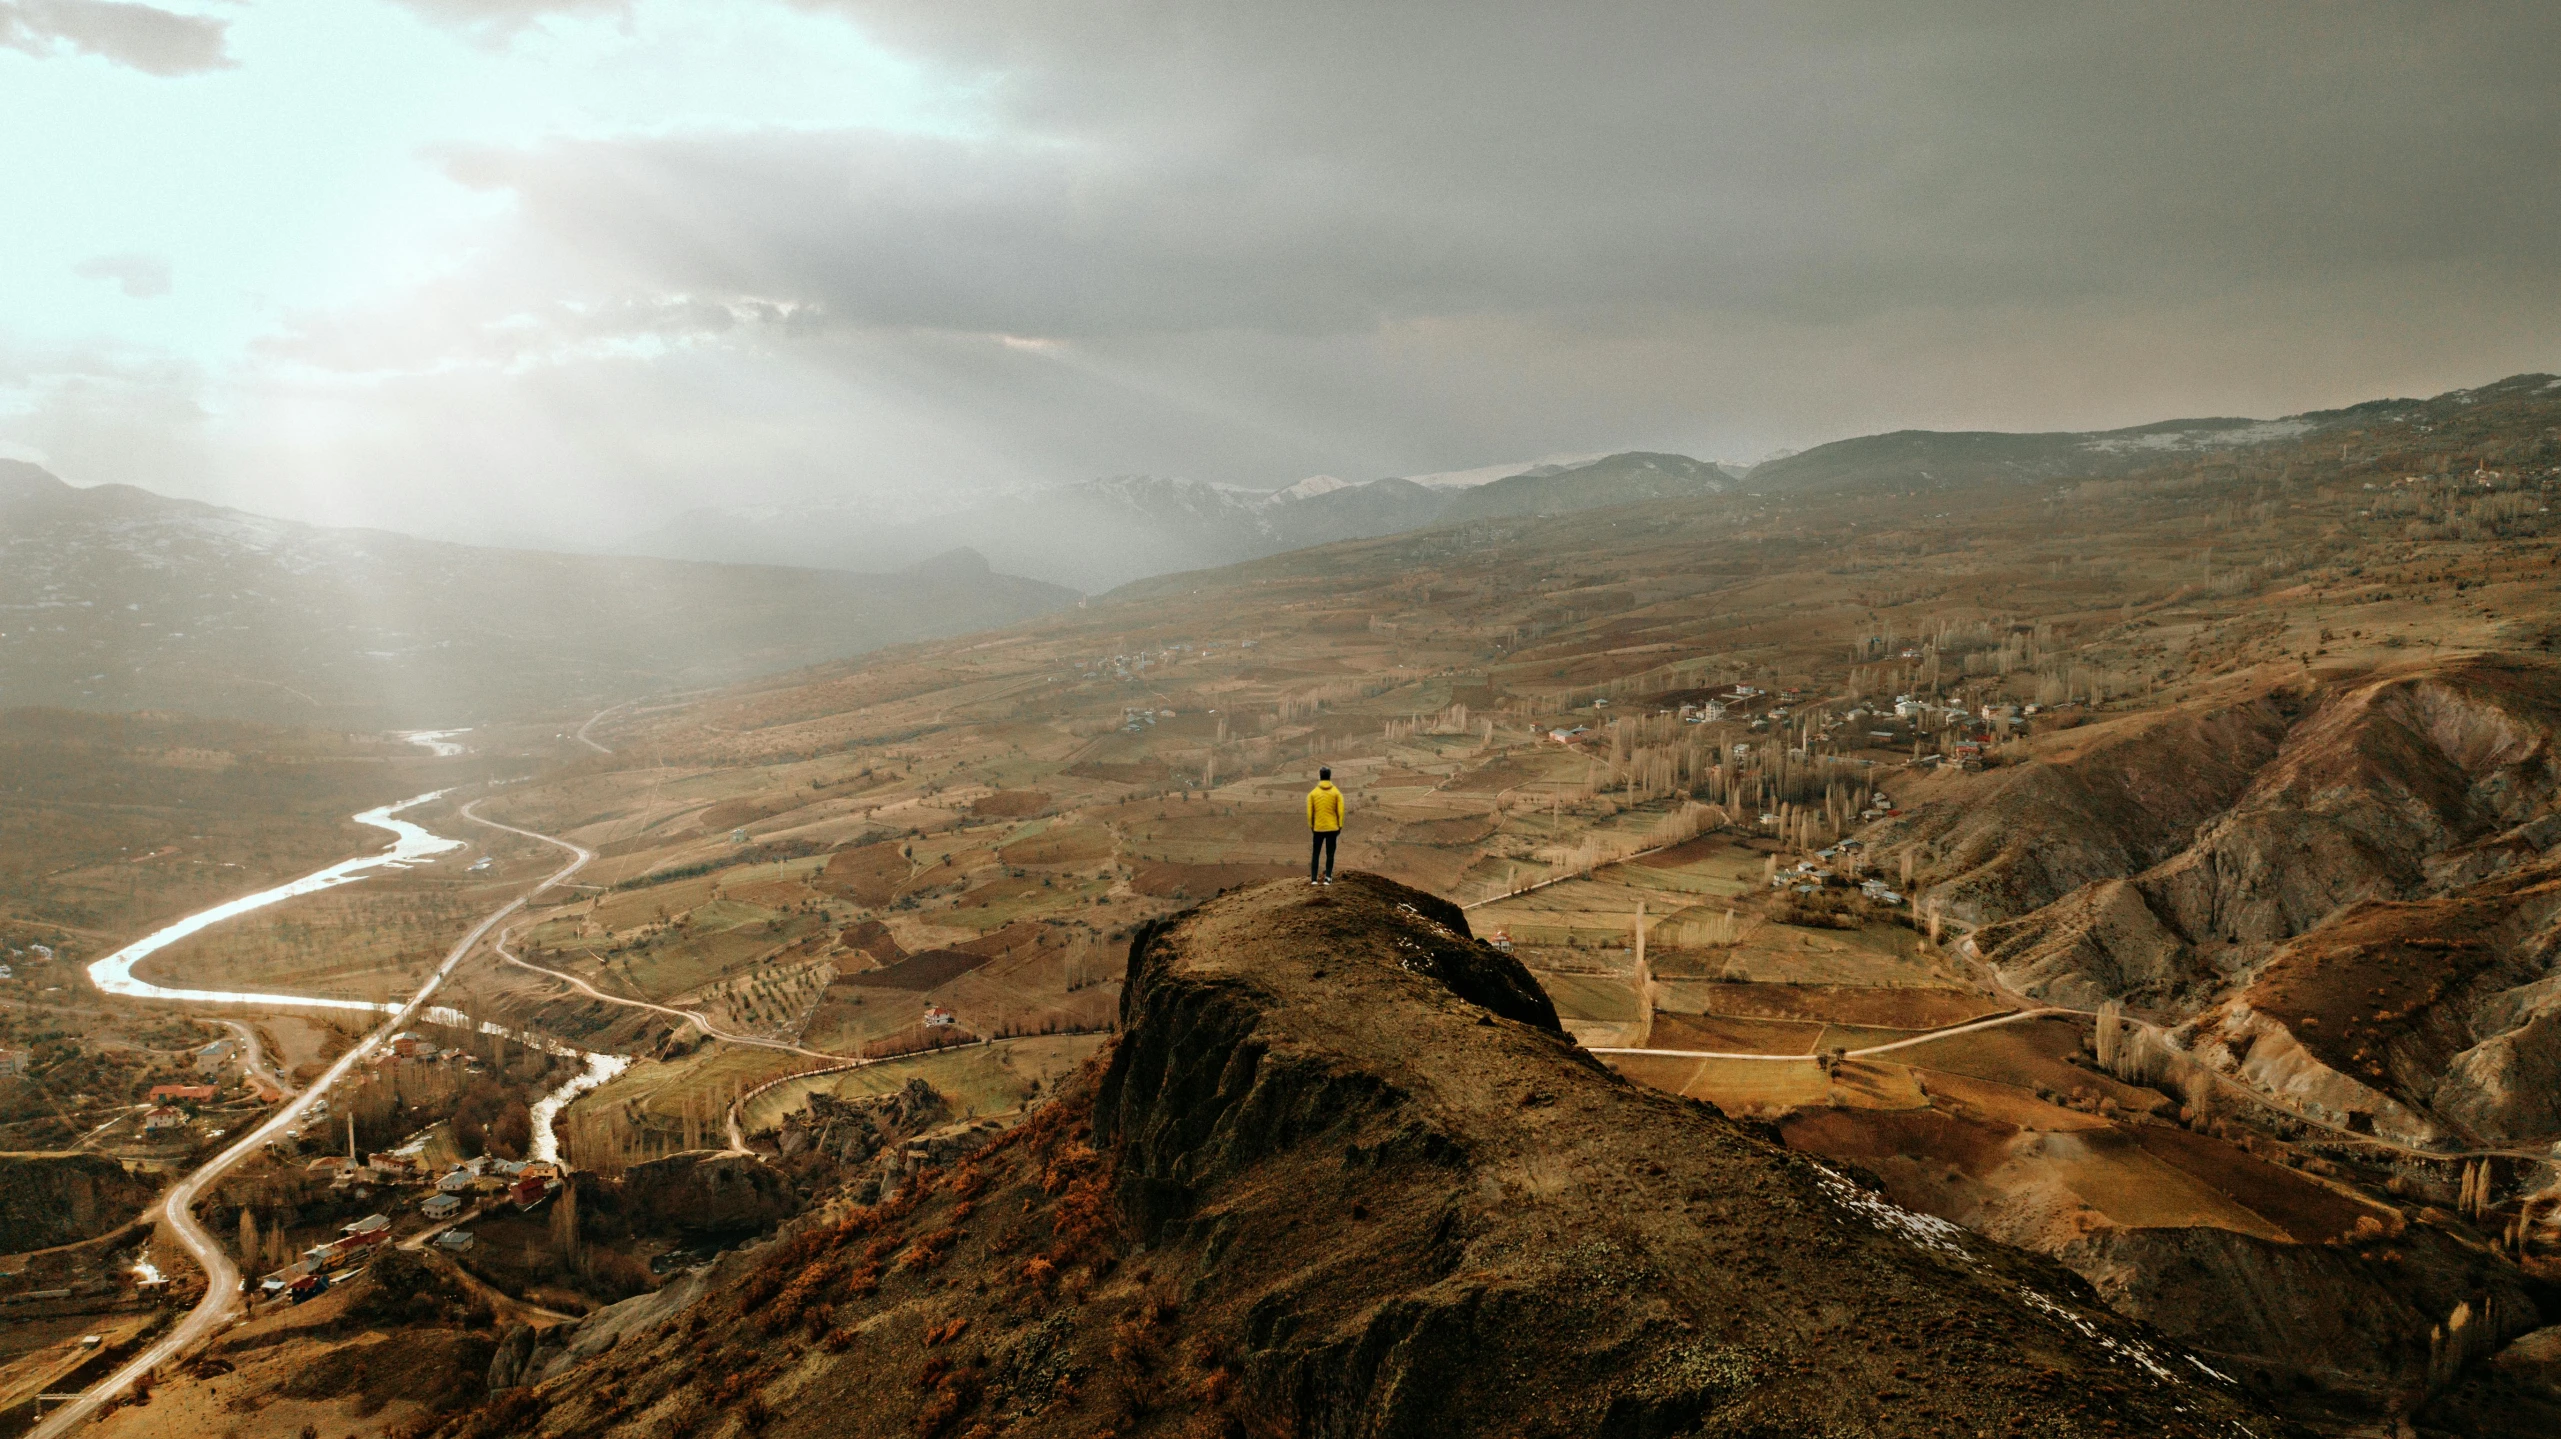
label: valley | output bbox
[2,373,2557,1435]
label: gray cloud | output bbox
[72,252,171,298]
[397,3,2559,347]
[0,0,230,75]
[24,2,2561,548]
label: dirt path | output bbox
[491,933,843,1062]
[1579,870,2561,1167]
[573,704,622,756]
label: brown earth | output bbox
[1126,859,1299,898]
[419,874,2271,1438]
[842,949,994,991]
[969,790,1051,818]
[815,842,912,905]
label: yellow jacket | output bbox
[1306,781,1345,832]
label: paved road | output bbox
[31,795,595,1438]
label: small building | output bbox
[923,1005,957,1029]
[140,1106,189,1132]
[341,1214,391,1239]
[420,1193,462,1220]
[0,1048,26,1077]
[436,1168,476,1194]
[510,1175,557,1210]
[365,1152,428,1184]
[148,1083,217,1105]
[435,1228,474,1253]
[388,1033,434,1061]
[194,1040,237,1077]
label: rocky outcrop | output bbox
[448,874,2275,1438]
[0,1153,157,1254]
[773,1078,945,1166]
[1085,873,2266,1436]
[493,1262,721,1390]
[618,1150,798,1236]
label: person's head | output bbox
[1319,767,1332,781]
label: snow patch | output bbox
[1268,474,1361,503]
[1398,453,1606,489]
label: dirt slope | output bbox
[433,874,2272,1438]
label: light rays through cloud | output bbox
[1,2,2556,551]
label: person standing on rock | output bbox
[1307,767,1345,885]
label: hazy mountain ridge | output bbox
[621,451,1733,592]
[625,378,2561,591]
[1749,373,2561,492]
[0,462,1075,728]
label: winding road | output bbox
[33,796,596,1438]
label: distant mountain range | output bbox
[0,463,1075,728]
[1749,375,2561,492]
[14,373,2545,727]
[628,377,2561,593]
[621,452,1744,592]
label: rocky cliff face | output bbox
[431,874,2273,1438]
[0,1153,157,1253]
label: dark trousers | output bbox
[1309,829,1339,880]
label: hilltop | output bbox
[406,875,2268,1438]
[0,462,1074,727]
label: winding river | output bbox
[82,791,626,1154]
[34,772,629,1436]
[89,792,464,1013]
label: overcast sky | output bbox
[3,2,2555,549]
